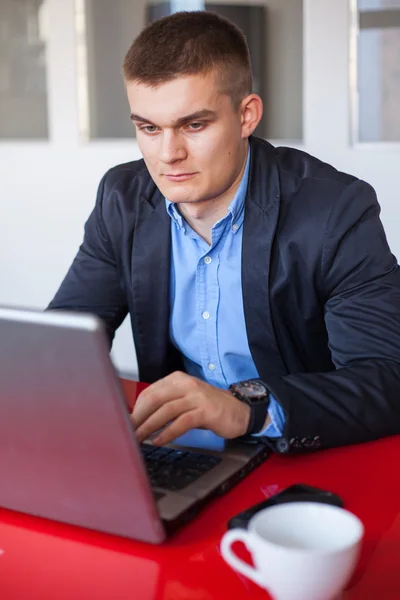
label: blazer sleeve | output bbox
[262,180,400,452]
[48,172,128,346]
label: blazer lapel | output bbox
[242,139,288,379]
[130,189,174,383]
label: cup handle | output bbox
[220,529,265,588]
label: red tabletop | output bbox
[0,379,399,599]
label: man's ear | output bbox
[240,94,263,138]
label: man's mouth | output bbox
[163,173,197,182]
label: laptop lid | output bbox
[0,307,166,543]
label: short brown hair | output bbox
[123,11,253,109]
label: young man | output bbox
[49,11,400,453]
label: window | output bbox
[77,0,303,141]
[355,0,400,142]
[0,0,49,139]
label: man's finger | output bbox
[152,410,201,446]
[135,398,192,442]
[132,372,192,427]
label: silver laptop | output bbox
[0,307,269,543]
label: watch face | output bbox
[237,380,268,400]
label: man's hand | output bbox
[131,371,251,445]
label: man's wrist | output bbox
[234,394,251,437]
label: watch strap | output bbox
[249,401,270,435]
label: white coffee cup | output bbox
[220,501,364,600]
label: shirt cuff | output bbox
[252,394,285,438]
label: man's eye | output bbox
[188,122,204,130]
[141,125,158,134]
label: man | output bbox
[49,11,400,454]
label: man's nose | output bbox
[159,131,187,163]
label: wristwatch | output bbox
[229,379,270,435]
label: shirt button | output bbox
[232,224,239,232]
[208,363,216,371]
[204,256,212,264]
[202,311,210,320]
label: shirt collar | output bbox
[227,145,250,232]
[165,146,251,232]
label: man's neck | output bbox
[178,200,231,245]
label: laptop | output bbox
[0,307,269,543]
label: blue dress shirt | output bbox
[166,148,284,440]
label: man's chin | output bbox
[157,186,201,205]
[166,196,199,205]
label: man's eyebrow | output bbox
[130,109,218,126]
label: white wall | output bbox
[264,0,303,139]
[1,0,400,378]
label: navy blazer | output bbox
[49,136,400,453]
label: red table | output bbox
[0,379,399,599]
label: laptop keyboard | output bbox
[140,443,222,491]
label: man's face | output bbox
[126,72,248,205]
